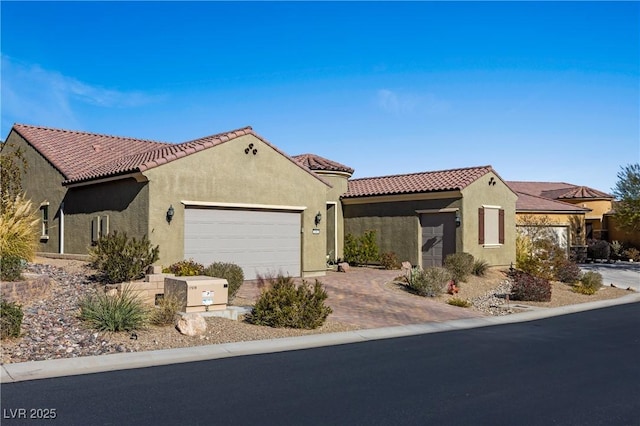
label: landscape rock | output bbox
[337,262,350,273]
[176,313,207,336]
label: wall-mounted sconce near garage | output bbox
[455,211,461,227]
[315,211,322,226]
[244,143,258,155]
[166,205,175,223]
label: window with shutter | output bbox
[480,206,503,246]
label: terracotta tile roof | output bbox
[514,191,590,213]
[11,124,275,185]
[507,181,613,200]
[344,165,494,198]
[12,124,170,181]
[292,154,354,174]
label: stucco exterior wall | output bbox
[460,172,517,267]
[62,179,149,254]
[3,131,67,255]
[143,134,329,276]
[343,196,461,266]
[515,212,586,245]
[317,171,350,260]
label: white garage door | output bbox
[184,208,301,280]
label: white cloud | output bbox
[1,55,161,134]
[375,89,451,116]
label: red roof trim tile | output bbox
[292,153,354,174]
[344,165,494,198]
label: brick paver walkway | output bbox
[235,267,484,329]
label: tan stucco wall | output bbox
[317,171,350,260]
[515,213,586,245]
[3,131,67,254]
[460,172,517,267]
[344,196,462,266]
[607,216,640,247]
[143,134,329,276]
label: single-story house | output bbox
[3,123,517,276]
[342,166,518,267]
[507,181,615,243]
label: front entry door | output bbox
[420,213,456,267]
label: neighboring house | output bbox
[342,166,518,268]
[507,181,614,242]
[3,123,517,275]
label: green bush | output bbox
[204,262,245,299]
[444,252,474,282]
[609,240,625,261]
[554,259,582,284]
[509,269,551,302]
[573,271,603,295]
[0,299,23,339]
[79,285,149,332]
[150,294,180,326]
[405,266,451,297]
[1,255,24,281]
[472,259,489,277]
[90,231,160,284]
[587,239,610,261]
[248,275,332,329]
[379,252,401,270]
[344,230,379,266]
[447,297,471,308]
[623,247,640,262]
[163,259,204,276]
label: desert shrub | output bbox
[573,271,603,295]
[623,247,640,262]
[90,231,160,284]
[609,240,625,261]
[0,194,39,262]
[406,266,451,297]
[204,262,244,299]
[79,285,149,332]
[344,230,379,266]
[1,255,24,281]
[509,269,552,302]
[150,294,180,326]
[447,297,471,308]
[472,259,490,277]
[248,275,332,329]
[0,299,23,339]
[444,252,474,282]
[587,239,610,261]
[554,259,582,284]
[379,252,401,270]
[163,259,204,276]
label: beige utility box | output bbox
[164,276,229,313]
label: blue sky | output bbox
[1,1,638,194]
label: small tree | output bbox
[0,142,28,212]
[612,163,640,234]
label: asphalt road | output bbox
[2,303,639,426]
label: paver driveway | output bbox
[235,267,484,329]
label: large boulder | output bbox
[176,313,207,336]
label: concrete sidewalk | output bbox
[2,292,638,384]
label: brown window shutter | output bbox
[478,208,484,244]
[498,209,505,244]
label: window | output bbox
[479,206,504,246]
[40,203,49,240]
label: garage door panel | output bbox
[184,208,301,280]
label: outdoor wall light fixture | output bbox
[315,211,322,226]
[455,212,461,227]
[166,205,175,223]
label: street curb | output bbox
[2,293,639,384]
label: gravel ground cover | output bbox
[1,258,632,364]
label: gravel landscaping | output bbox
[1,258,633,365]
